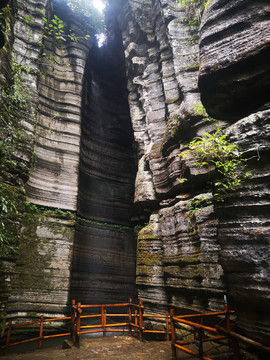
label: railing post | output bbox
[70,299,76,342]
[128,298,132,336]
[166,311,170,341]
[101,306,106,337]
[170,309,176,360]
[39,315,44,349]
[230,323,241,360]
[138,299,144,340]
[194,326,204,358]
[75,302,81,347]
[224,295,231,331]
[5,320,12,356]
[224,295,240,360]
[135,309,138,337]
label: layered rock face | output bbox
[199,0,270,120]
[1,0,269,349]
[116,0,228,314]
[1,0,93,320]
[199,0,270,344]
[116,0,270,346]
[70,24,137,304]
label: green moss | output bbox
[179,63,199,71]
[16,211,53,291]
[203,0,212,10]
[159,54,173,63]
[77,216,132,231]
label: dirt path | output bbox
[1,336,175,360]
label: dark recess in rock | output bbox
[70,14,137,305]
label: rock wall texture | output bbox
[115,0,270,346]
[116,0,227,315]
[199,0,270,345]
[1,0,269,350]
[199,0,270,120]
[0,0,94,321]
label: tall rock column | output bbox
[116,0,227,314]
[199,0,270,344]
[1,0,93,320]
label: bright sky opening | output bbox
[93,0,106,13]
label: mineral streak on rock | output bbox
[199,0,270,120]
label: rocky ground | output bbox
[0,335,233,359]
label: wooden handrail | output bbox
[174,310,235,319]
[9,296,269,360]
[174,318,218,333]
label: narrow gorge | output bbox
[0,0,269,357]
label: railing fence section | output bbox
[2,298,270,358]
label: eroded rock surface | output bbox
[199,0,270,120]
[117,0,227,316]
[117,0,270,345]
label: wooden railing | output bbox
[1,298,170,355]
[71,298,170,346]
[170,299,270,360]
[1,315,71,355]
[2,298,270,358]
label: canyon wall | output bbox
[1,0,137,324]
[116,0,270,345]
[0,0,93,321]
[1,0,269,350]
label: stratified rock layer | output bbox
[2,0,93,320]
[116,0,270,346]
[24,0,92,211]
[117,0,227,315]
[199,0,270,120]
[199,0,270,344]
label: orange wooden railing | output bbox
[2,298,270,358]
[1,298,170,355]
[1,315,71,355]
[71,298,170,345]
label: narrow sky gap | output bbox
[93,0,106,12]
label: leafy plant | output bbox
[178,0,207,27]
[187,129,248,197]
[192,102,215,122]
[0,58,36,257]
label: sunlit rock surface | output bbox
[24,0,92,211]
